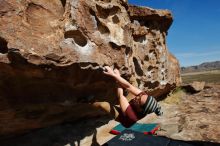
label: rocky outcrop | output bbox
[154,84,220,143]
[183,81,206,93]
[0,0,180,137]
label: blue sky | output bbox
[128,0,220,67]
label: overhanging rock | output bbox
[0,0,181,136]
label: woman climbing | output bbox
[103,66,162,127]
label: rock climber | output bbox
[103,66,162,127]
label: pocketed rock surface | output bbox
[0,0,180,137]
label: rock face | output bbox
[155,84,220,143]
[0,0,180,137]
[183,81,206,93]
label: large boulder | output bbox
[0,0,181,137]
[183,81,206,93]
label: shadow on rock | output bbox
[0,115,112,146]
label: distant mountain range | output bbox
[181,61,220,73]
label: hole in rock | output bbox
[112,15,119,24]
[64,30,87,47]
[133,57,143,76]
[144,81,159,89]
[148,66,154,71]
[89,9,110,34]
[133,35,146,43]
[149,49,158,58]
[60,0,66,7]
[98,21,110,34]
[89,9,98,27]
[135,19,160,31]
[107,6,120,15]
[144,21,151,27]
[125,47,132,55]
[144,55,149,61]
[96,4,120,19]
[101,0,112,2]
[135,19,151,28]
[0,37,8,54]
[136,79,141,87]
[158,41,162,46]
[109,42,121,50]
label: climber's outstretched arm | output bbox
[103,66,142,96]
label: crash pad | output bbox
[104,130,195,146]
[110,123,159,135]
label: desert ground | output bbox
[181,70,220,84]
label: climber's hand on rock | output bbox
[103,66,116,77]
